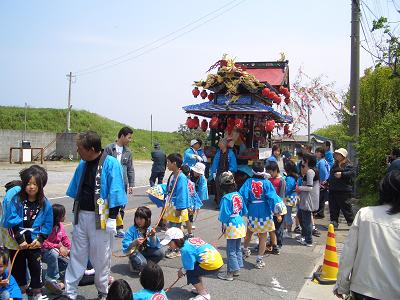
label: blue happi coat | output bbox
[3,192,53,240]
[121,225,160,254]
[195,175,209,202]
[209,149,237,177]
[66,155,127,208]
[188,179,202,210]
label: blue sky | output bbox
[0,0,396,133]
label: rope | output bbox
[165,275,181,292]
[112,171,182,258]
[6,248,20,282]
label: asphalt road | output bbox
[0,161,332,300]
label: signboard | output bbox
[258,147,271,160]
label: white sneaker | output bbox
[242,248,251,258]
[283,229,289,238]
[189,294,211,300]
[84,268,95,276]
[298,238,313,247]
[255,259,265,269]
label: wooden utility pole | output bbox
[349,0,360,162]
[66,72,75,132]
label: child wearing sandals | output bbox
[217,171,247,281]
[162,154,190,259]
[3,165,53,300]
[239,161,284,268]
[161,228,223,300]
[42,204,70,294]
[181,165,202,238]
[122,206,164,274]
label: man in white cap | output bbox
[328,148,355,229]
[183,139,207,168]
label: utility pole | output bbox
[307,104,311,145]
[349,0,360,163]
[24,102,27,141]
[150,114,153,147]
[66,72,75,132]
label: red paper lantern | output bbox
[193,116,200,129]
[284,124,290,135]
[279,86,285,93]
[218,122,226,132]
[262,87,270,97]
[208,93,215,101]
[200,90,208,99]
[284,97,291,105]
[234,118,244,129]
[285,91,290,98]
[227,117,235,128]
[209,116,219,129]
[200,119,208,132]
[186,117,193,128]
[273,94,282,104]
[192,87,200,98]
[265,119,276,132]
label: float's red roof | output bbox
[245,68,285,86]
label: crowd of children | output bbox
[0,142,333,300]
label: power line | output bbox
[360,16,377,65]
[74,0,243,76]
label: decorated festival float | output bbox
[182,55,294,188]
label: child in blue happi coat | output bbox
[122,206,163,274]
[283,160,299,238]
[239,161,284,269]
[3,165,53,299]
[181,165,202,237]
[217,171,247,281]
[0,248,22,300]
[133,261,167,300]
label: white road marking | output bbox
[48,185,150,200]
[271,277,288,293]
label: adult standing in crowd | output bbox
[265,144,281,167]
[183,139,207,168]
[387,147,400,173]
[210,139,237,208]
[328,148,355,229]
[334,170,400,300]
[65,131,127,300]
[315,147,331,219]
[149,142,167,187]
[324,141,334,169]
[104,126,135,238]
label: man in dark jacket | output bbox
[104,127,135,238]
[387,147,400,173]
[328,148,355,229]
[149,142,166,186]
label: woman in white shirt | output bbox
[333,170,400,300]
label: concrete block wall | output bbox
[0,130,56,162]
[56,132,79,160]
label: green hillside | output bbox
[0,106,186,160]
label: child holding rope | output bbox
[133,261,167,300]
[217,171,247,281]
[239,161,284,269]
[122,206,164,274]
[191,162,209,228]
[42,204,70,294]
[283,160,299,238]
[161,228,223,300]
[3,165,53,300]
[266,161,287,254]
[181,165,202,237]
[0,248,22,300]
[162,154,190,259]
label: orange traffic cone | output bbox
[313,223,339,284]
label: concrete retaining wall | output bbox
[0,130,56,162]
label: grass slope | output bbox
[0,106,185,160]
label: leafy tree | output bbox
[313,124,351,149]
[177,124,209,145]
